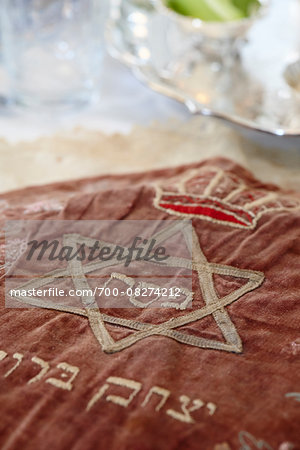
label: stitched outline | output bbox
[158,193,255,227]
[153,166,300,230]
[102,272,193,310]
[9,221,264,354]
[239,431,273,450]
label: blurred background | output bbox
[0,0,299,193]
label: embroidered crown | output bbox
[154,167,300,229]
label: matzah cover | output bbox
[0,158,299,450]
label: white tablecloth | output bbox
[0,54,189,143]
[0,1,299,195]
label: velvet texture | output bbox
[0,158,299,450]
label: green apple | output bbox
[167,0,259,21]
[232,0,260,15]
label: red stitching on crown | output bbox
[160,194,254,225]
[159,202,252,227]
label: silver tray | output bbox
[106,0,300,150]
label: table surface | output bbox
[0,3,299,195]
[0,54,189,143]
[0,0,299,145]
[0,0,299,146]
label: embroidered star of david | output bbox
[9,222,264,354]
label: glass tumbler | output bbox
[0,0,105,108]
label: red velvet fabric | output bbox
[0,158,299,450]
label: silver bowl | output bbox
[107,0,300,150]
